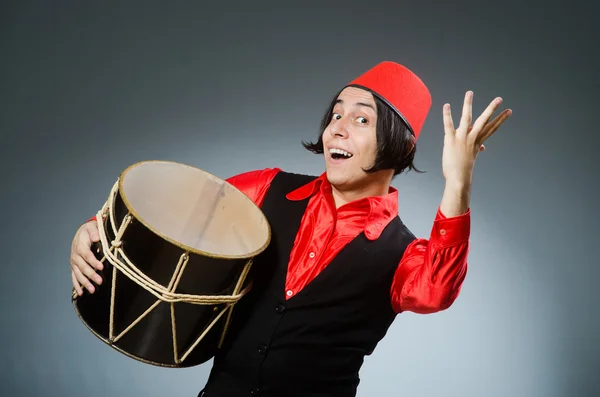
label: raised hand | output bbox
[442,91,512,186]
[438,91,512,217]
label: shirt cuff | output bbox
[431,207,471,247]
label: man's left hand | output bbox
[441,91,512,187]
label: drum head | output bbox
[118,160,270,258]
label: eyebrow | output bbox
[335,99,376,112]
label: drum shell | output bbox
[72,187,251,368]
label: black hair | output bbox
[302,86,424,177]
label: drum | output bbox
[71,160,270,367]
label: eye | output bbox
[356,116,368,124]
[332,113,342,120]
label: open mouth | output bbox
[329,148,353,160]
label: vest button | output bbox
[258,344,267,354]
[275,304,286,313]
[250,388,260,396]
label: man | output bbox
[70,61,511,396]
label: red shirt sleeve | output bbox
[390,207,471,314]
[86,168,281,222]
[225,168,281,208]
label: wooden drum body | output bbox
[71,161,270,367]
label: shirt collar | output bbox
[285,172,399,240]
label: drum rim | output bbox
[116,160,271,259]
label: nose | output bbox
[329,116,350,138]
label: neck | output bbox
[330,171,393,209]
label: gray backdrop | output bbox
[2,1,598,396]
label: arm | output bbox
[390,207,470,314]
[390,91,511,313]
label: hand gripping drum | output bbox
[71,161,270,367]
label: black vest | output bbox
[201,171,416,397]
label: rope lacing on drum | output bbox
[95,181,253,305]
[74,179,255,364]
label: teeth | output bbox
[329,148,353,158]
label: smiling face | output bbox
[322,86,392,196]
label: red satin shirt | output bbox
[88,168,470,314]
[225,168,470,314]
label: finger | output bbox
[478,109,512,143]
[73,252,102,285]
[443,103,455,135]
[471,97,503,137]
[71,261,96,294]
[83,248,104,272]
[72,271,83,296]
[458,91,473,135]
[87,222,100,243]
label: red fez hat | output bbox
[346,61,432,140]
